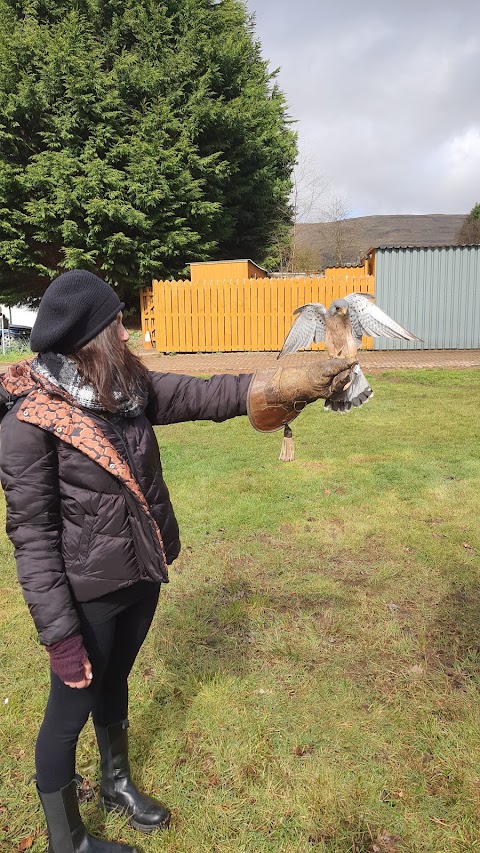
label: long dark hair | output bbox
[71,316,149,413]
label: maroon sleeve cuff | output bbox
[47,634,88,683]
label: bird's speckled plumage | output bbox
[279,293,422,411]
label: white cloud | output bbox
[245,0,480,215]
[431,128,480,210]
[443,128,480,178]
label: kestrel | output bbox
[278,293,422,411]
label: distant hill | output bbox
[295,214,467,271]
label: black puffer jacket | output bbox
[0,366,251,646]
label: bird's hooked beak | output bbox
[338,307,348,315]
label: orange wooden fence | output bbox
[140,274,375,353]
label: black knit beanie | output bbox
[30,270,125,354]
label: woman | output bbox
[0,270,354,851]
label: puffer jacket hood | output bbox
[0,360,251,645]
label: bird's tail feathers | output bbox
[324,365,373,413]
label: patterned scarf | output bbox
[32,352,148,417]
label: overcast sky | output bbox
[245,0,480,218]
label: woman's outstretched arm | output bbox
[145,371,253,425]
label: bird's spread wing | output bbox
[278,303,327,357]
[344,294,422,342]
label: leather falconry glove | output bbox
[247,357,357,433]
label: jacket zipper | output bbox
[90,410,137,476]
[86,409,168,576]
[52,392,166,574]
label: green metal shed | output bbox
[364,245,480,349]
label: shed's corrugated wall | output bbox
[374,246,480,349]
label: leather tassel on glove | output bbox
[279,423,294,462]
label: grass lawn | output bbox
[0,328,141,365]
[1,368,480,852]
[0,346,33,364]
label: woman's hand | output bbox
[64,658,93,689]
[47,634,92,686]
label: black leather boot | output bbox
[37,779,140,852]
[95,720,171,833]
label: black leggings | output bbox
[35,583,160,793]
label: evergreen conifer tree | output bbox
[457,202,480,245]
[0,0,296,302]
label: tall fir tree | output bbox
[0,0,296,303]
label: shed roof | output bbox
[364,243,475,253]
[324,262,364,269]
[362,243,477,260]
[188,259,269,272]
